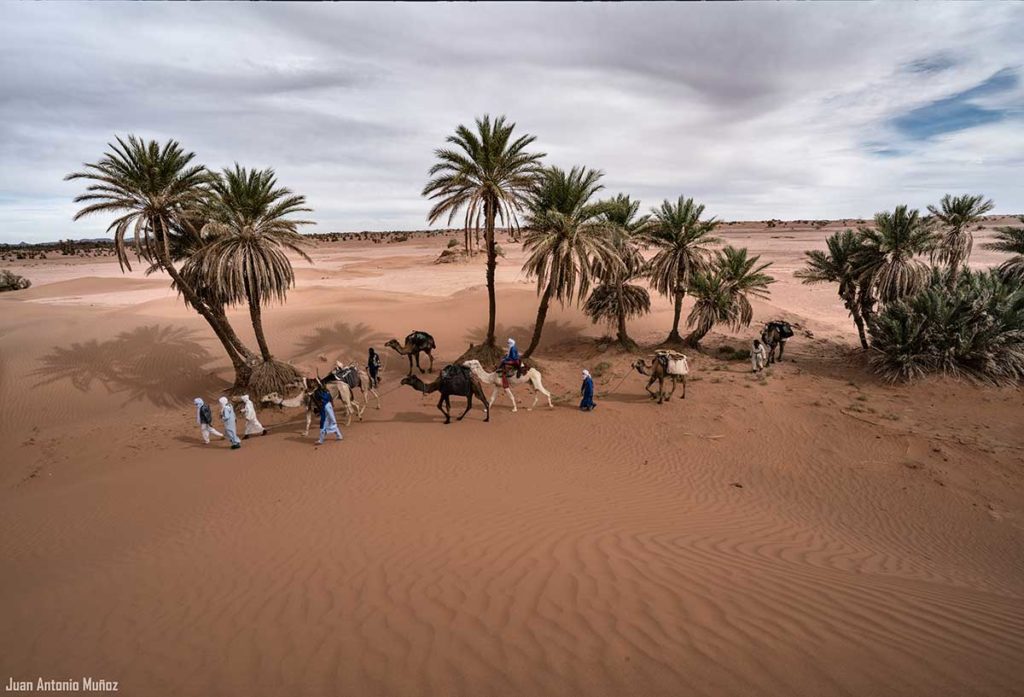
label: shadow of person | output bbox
[33,324,221,408]
[293,321,388,359]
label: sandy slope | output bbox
[1,221,1022,697]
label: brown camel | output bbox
[632,351,689,404]
[400,364,489,424]
[386,330,436,375]
[760,321,792,364]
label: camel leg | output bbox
[506,388,517,413]
[474,383,490,422]
[645,376,658,400]
[666,378,677,401]
[458,393,473,421]
[778,340,786,361]
[532,376,554,409]
[681,375,687,399]
[415,352,426,374]
[426,350,434,373]
[437,395,450,424]
[370,388,381,409]
[304,411,312,437]
[657,377,665,404]
[487,384,500,407]
[407,354,414,376]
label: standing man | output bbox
[316,386,343,445]
[579,369,596,411]
[367,347,382,389]
[218,396,242,449]
[194,398,223,444]
[240,394,267,439]
[751,339,768,373]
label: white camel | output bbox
[263,378,364,435]
[462,359,554,412]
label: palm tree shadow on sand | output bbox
[461,320,584,361]
[293,321,389,360]
[33,325,222,408]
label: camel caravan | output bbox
[258,321,793,432]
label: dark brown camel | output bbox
[400,364,489,424]
[631,352,688,404]
[760,321,792,364]
[386,330,436,375]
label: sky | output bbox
[1,2,1022,243]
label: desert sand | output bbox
[1,220,1023,697]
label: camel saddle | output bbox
[654,350,689,376]
[766,321,794,339]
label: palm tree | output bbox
[191,166,312,365]
[685,246,774,346]
[984,217,1024,282]
[855,205,938,304]
[585,194,650,348]
[644,196,720,343]
[521,166,621,358]
[66,135,256,386]
[795,229,871,349]
[423,115,545,351]
[927,193,995,286]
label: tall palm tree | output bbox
[586,194,650,348]
[855,205,938,304]
[685,246,774,346]
[644,196,720,343]
[521,166,621,358]
[191,166,313,363]
[796,229,871,349]
[65,135,256,386]
[423,115,545,350]
[984,217,1024,283]
[927,193,994,287]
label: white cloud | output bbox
[0,2,1021,242]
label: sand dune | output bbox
[1,223,1022,696]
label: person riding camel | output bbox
[498,337,521,389]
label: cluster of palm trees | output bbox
[423,114,775,359]
[797,195,1024,383]
[67,136,312,393]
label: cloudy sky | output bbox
[1,2,1022,243]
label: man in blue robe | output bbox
[579,369,596,411]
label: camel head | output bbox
[385,339,403,353]
[461,359,483,372]
[400,374,424,391]
[631,359,649,375]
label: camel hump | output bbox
[408,330,436,348]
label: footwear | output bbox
[261,430,268,436]
[231,443,241,450]
[243,435,250,440]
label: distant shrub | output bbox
[0,269,31,292]
[591,361,612,378]
[447,239,460,249]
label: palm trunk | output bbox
[248,295,273,361]
[484,200,498,348]
[524,282,553,359]
[212,303,258,362]
[842,289,869,350]
[616,282,635,349]
[154,216,253,386]
[666,289,684,343]
[684,323,709,348]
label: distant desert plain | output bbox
[1,218,1023,697]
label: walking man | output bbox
[218,396,242,449]
[751,339,768,373]
[194,398,223,444]
[316,386,343,445]
[240,394,267,439]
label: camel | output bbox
[400,364,489,424]
[761,321,793,364]
[462,359,554,412]
[386,331,436,375]
[328,361,381,409]
[632,351,689,404]
[264,376,364,436]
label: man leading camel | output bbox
[240,394,268,439]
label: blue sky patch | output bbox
[891,67,1020,140]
